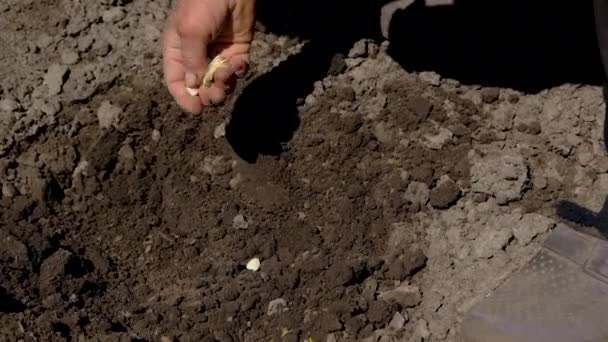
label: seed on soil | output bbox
[246,257,260,271]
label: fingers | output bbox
[162,11,202,114]
[175,0,215,87]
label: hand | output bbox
[162,0,255,114]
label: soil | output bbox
[1,1,608,342]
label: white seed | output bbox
[186,87,199,96]
[246,258,261,271]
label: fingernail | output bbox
[185,73,198,88]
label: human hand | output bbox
[162,0,255,114]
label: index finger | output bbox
[162,12,203,114]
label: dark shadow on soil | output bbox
[227,0,604,162]
[387,0,604,93]
[0,287,26,313]
[556,198,608,240]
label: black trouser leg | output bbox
[594,0,608,150]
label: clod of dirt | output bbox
[267,298,287,316]
[424,127,453,150]
[419,71,441,86]
[481,88,500,104]
[0,98,21,112]
[60,50,80,65]
[232,214,249,229]
[414,319,431,340]
[470,154,528,205]
[97,100,121,129]
[429,177,461,209]
[404,181,430,209]
[43,64,69,96]
[385,249,427,281]
[388,312,406,331]
[38,249,72,296]
[0,234,30,269]
[378,284,422,309]
[472,213,521,259]
[512,214,554,245]
[102,7,126,23]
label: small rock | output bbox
[160,336,173,342]
[151,130,161,142]
[325,334,337,342]
[378,284,422,308]
[429,177,461,209]
[419,71,441,86]
[232,214,249,229]
[481,87,500,103]
[0,98,21,112]
[43,64,69,96]
[97,100,121,129]
[102,7,126,23]
[60,50,80,65]
[267,298,287,316]
[513,213,554,245]
[214,122,226,139]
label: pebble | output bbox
[97,100,121,129]
[151,129,161,142]
[415,319,431,339]
[43,64,69,96]
[325,333,337,342]
[214,122,226,139]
